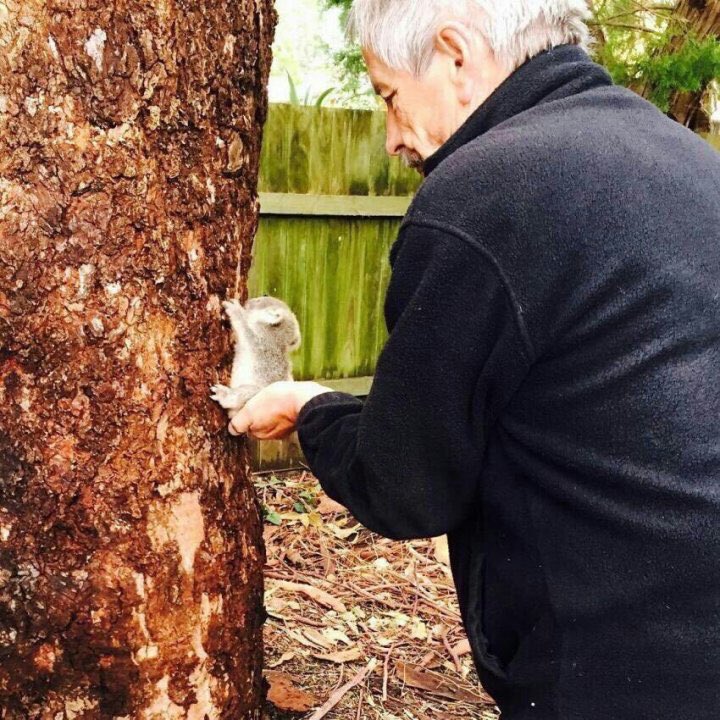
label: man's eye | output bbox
[383,92,396,107]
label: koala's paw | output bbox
[222,299,243,318]
[210,384,236,410]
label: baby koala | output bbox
[210,296,301,419]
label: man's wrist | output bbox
[293,382,333,416]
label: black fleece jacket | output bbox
[297,45,720,719]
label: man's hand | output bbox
[228,381,332,440]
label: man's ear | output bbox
[434,21,475,104]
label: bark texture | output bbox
[0,0,275,716]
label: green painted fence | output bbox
[249,104,421,387]
[248,104,421,469]
[702,133,720,151]
[257,103,419,197]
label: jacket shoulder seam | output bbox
[400,216,537,364]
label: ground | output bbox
[257,471,500,720]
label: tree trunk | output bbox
[585,1,608,53]
[648,0,720,129]
[0,0,275,717]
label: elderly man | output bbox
[231,1,720,717]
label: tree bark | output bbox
[0,0,275,717]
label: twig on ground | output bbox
[269,579,347,613]
[345,582,402,609]
[443,627,463,673]
[355,688,364,720]
[307,658,378,720]
[383,642,397,702]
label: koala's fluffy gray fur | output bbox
[210,296,301,419]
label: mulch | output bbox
[257,470,500,720]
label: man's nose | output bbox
[385,112,403,156]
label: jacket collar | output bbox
[423,45,613,176]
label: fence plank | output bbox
[250,104,421,390]
[701,133,720,151]
[248,216,398,381]
[259,192,412,217]
[259,104,420,197]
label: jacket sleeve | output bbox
[297,221,533,540]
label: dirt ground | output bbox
[257,471,500,720]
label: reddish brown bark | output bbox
[0,0,275,716]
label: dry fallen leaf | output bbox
[316,495,347,515]
[433,536,451,566]
[264,671,319,712]
[395,660,486,704]
[285,548,305,566]
[302,628,334,650]
[265,596,288,615]
[312,646,365,664]
[410,618,428,640]
[267,651,296,669]
[322,627,353,646]
[327,523,362,541]
[419,650,444,670]
[270,580,347,614]
[452,638,472,657]
[285,627,325,650]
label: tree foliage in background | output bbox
[323,0,373,103]
[590,0,720,130]
[324,0,719,130]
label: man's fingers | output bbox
[251,426,276,441]
[229,407,253,436]
[225,382,322,440]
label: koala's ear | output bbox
[259,309,283,326]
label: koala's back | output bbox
[250,338,294,385]
[242,297,300,386]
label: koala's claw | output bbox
[222,299,243,318]
[210,384,234,408]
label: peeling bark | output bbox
[0,0,275,717]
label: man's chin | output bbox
[400,150,425,174]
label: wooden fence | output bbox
[703,133,720,151]
[247,105,719,469]
[249,104,420,387]
[248,104,421,468]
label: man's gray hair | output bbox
[347,0,591,75]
